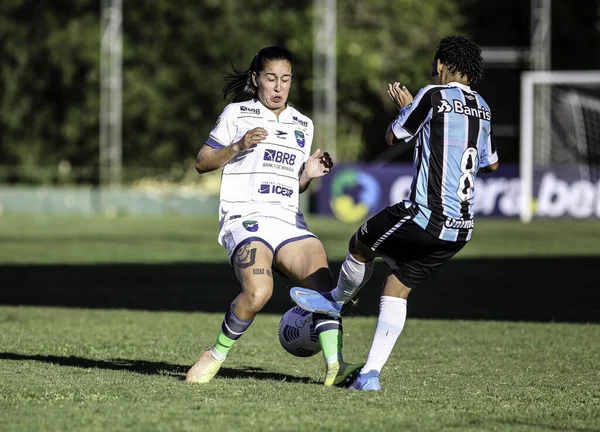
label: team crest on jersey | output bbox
[242,220,259,232]
[294,130,305,148]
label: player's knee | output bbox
[242,286,273,313]
[348,233,375,263]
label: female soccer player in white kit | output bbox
[185,46,362,386]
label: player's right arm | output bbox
[195,105,268,174]
[385,82,414,146]
[385,84,440,147]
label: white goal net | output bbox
[520,71,600,222]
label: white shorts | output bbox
[218,215,317,263]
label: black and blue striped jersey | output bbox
[391,82,498,242]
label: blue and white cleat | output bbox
[289,287,343,318]
[347,370,381,391]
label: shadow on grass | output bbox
[2,257,600,321]
[0,352,317,384]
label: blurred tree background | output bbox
[0,0,462,184]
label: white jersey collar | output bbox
[447,82,474,93]
[253,98,291,119]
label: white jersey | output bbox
[206,98,314,226]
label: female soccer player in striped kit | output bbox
[291,36,499,390]
[185,46,362,386]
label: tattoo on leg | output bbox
[252,268,273,277]
[235,244,257,269]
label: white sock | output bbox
[330,252,374,303]
[361,296,407,374]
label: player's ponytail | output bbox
[222,57,257,103]
[222,46,293,103]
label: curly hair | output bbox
[435,36,483,85]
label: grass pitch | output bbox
[0,307,598,432]
[0,214,598,263]
[0,215,599,431]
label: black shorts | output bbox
[356,204,467,289]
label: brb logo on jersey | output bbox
[240,106,260,115]
[258,183,293,197]
[263,149,297,172]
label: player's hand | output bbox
[304,149,333,179]
[388,82,413,110]
[232,128,268,152]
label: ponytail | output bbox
[222,57,258,102]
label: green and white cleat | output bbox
[324,361,364,387]
[185,349,224,384]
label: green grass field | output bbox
[1,215,599,431]
[0,214,599,263]
[1,307,599,432]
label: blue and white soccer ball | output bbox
[278,306,322,357]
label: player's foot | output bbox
[185,349,224,383]
[348,370,381,391]
[289,287,343,318]
[324,361,364,387]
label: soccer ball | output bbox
[278,306,322,357]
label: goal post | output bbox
[519,70,600,223]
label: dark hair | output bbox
[222,46,293,102]
[435,36,483,85]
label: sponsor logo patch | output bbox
[240,106,260,115]
[437,99,491,120]
[437,100,452,113]
[292,116,309,128]
[263,149,297,166]
[242,220,259,232]
[444,217,475,229]
[257,183,294,197]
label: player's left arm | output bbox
[297,119,333,193]
[479,161,499,174]
[478,125,499,174]
[299,149,333,193]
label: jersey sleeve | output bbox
[205,104,238,149]
[303,119,315,163]
[479,126,498,167]
[391,86,437,141]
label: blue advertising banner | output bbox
[316,163,520,223]
[317,163,600,222]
